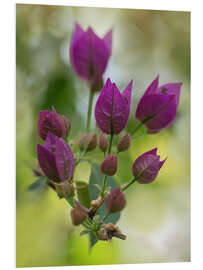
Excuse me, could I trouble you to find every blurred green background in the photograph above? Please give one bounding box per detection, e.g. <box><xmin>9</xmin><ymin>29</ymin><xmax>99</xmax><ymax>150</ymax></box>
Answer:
<box><xmin>16</xmin><ymin>4</ymin><xmax>190</xmax><ymax>267</ymax></box>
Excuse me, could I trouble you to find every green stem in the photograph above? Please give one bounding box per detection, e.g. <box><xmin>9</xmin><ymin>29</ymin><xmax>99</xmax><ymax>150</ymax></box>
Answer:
<box><xmin>100</xmin><ymin>133</ymin><xmax>114</xmax><ymax>198</ymax></box>
<box><xmin>108</xmin><ymin>133</ymin><xmax>114</xmax><ymax>154</ymax></box>
<box><xmin>86</xmin><ymin>91</ymin><xmax>94</xmax><ymax>133</ymax></box>
<box><xmin>122</xmin><ymin>175</ymin><xmax>141</xmax><ymax>192</ymax></box>
<box><xmin>131</xmin><ymin>122</ymin><xmax>144</xmax><ymax>136</ymax></box>
<box><xmin>102</xmin><ymin>212</ymin><xmax>110</xmax><ymax>223</ymax></box>
<box><xmin>100</xmin><ymin>175</ymin><xmax>107</xmax><ymax>198</ymax></box>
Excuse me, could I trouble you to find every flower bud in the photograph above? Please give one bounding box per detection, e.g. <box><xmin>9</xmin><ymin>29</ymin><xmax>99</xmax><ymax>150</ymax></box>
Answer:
<box><xmin>100</xmin><ymin>153</ymin><xmax>118</xmax><ymax>176</ymax></box>
<box><xmin>105</xmin><ymin>188</ymin><xmax>126</xmax><ymax>213</ymax></box>
<box><xmin>132</xmin><ymin>148</ymin><xmax>167</xmax><ymax>184</ymax></box>
<box><xmin>58</xmin><ymin>115</ymin><xmax>71</xmax><ymax>138</ymax></box>
<box><xmin>78</xmin><ymin>134</ymin><xmax>89</xmax><ymax>151</ymax></box>
<box><xmin>99</xmin><ymin>133</ymin><xmax>108</xmax><ymax>152</ymax></box>
<box><xmin>117</xmin><ymin>134</ymin><xmax>131</xmax><ymax>153</ymax></box>
<box><xmin>78</xmin><ymin>133</ymin><xmax>97</xmax><ymax>152</ymax></box>
<box><xmin>37</xmin><ymin>106</ymin><xmax>71</xmax><ymax>140</ymax></box>
<box><xmin>86</xmin><ymin>133</ymin><xmax>97</xmax><ymax>151</ymax></box>
<box><xmin>70</xmin><ymin>202</ymin><xmax>88</xmax><ymax>226</ymax></box>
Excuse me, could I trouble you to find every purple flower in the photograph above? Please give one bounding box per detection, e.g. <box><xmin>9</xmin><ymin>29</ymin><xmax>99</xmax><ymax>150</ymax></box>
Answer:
<box><xmin>132</xmin><ymin>148</ymin><xmax>166</xmax><ymax>184</ymax></box>
<box><xmin>70</xmin><ymin>22</ymin><xmax>112</xmax><ymax>91</ymax></box>
<box><xmin>37</xmin><ymin>106</ymin><xmax>71</xmax><ymax>140</ymax></box>
<box><xmin>135</xmin><ymin>76</ymin><xmax>182</xmax><ymax>133</ymax></box>
<box><xmin>95</xmin><ymin>78</ymin><xmax>133</xmax><ymax>135</ymax></box>
<box><xmin>105</xmin><ymin>188</ymin><xmax>126</xmax><ymax>213</ymax></box>
<box><xmin>37</xmin><ymin>132</ymin><xmax>75</xmax><ymax>182</ymax></box>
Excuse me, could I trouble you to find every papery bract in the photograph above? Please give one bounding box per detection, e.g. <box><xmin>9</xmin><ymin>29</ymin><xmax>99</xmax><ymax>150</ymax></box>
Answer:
<box><xmin>135</xmin><ymin>76</ymin><xmax>182</xmax><ymax>133</ymax></box>
<box><xmin>37</xmin><ymin>106</ymin><xmax>71</xmax><ymax>140</ymax></box>
<box><xmin>132</xmin><ymin>148</ymin><xmax>166</xmax><ymax>184</ymax></box>
<box><xmin>95</xmin><ymin>78</ymin><xmax>133</xmax><ymax>135</ymax></box>
<box><xmin>105</xmin><ymin>188</ymin><xmax>126</xmax><ymax>213</ymax></box>
<box><xmin>37</xmin><ymin>132</ymin><xmax>75</xmax><ymax>183</ymax></box>
<box><xmin>70</xmin><ymin>22</ymin><xmax>112</xmax><ymax>91</ymax></box>
<box><xmin>70</xmin><ymin>202</ymin><xmax>88</xmax><ymax>226</ymax></box>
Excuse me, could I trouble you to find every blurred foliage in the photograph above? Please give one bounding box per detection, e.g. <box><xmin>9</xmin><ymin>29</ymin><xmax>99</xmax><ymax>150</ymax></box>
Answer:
<box><xmin>16</xmin><ymin>4</ymin><xmax>190</xmax><ymax>267</ymax></box>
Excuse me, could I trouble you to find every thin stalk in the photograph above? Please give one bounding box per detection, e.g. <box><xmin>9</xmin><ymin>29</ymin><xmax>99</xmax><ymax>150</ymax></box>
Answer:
<box><xmin>122</xmin><ymin>175</ymin><xmax>141</xmax><ymax>192</ymax></box>
<box><xmin>86</xmin><ymin>91</ymin><xmax>94</xmax><ymax>133</ymax></box>
<box><xmin>131</xmin><ymin>122</ymin><xmax>144</xmax><ymax>136</ymax></box>
<box><xmin>100</xmin><ymin>133</ymin><xmax>114</xmax><ymax>198</ymax></box>
<box><xmin>102</xmin><ymin>212</ymin><xmax>110</xmax><ymax>223</ymax></box>
<box><xmin>100</xmin><ymin>175</ymin><xmax>107</xmax><ymax>198</ymax></box>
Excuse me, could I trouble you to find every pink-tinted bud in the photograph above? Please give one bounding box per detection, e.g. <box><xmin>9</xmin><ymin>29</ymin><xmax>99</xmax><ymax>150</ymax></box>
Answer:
<box><xmin>86</xmin><ymin>133</ymin><xmax>97</xmax><ymax>151</ymax></box>
<box><xmin>105</xmin><ymin>188</ymin><xmax>126</xmax><ymax>213</ymax></box>
<box><xmin>99</xmin><ymin>133</ymin><xmax>108</xmax><ymax>152</ymax></box>
<box><xmin>58</xmin><ymin>115</ymin><xmax>71</xmax><ymax>138</ymax></box>
<box><xmin>70</xmin><ymin>202</ymin><xmax>88</xmax><ymax>226</ymax></box>
<box><xmin>100</xmin><ymin>153</ymin><xmax>118</xmax><ymax>176</ymax></box>
<box><xmin>37</xmin><ymin>106</ymin><xmax>71</xmax><ymax>140</ymax></box>
<box><xmin>78</xmin><ymin>133</ymin><xmax>97</xmax><ymax>152</ymax></box>
<box><xmin>132</xmin><ymin>148</ymin><xmax>167</xmax><ymax>184</ymax></box>
<box><xmin>117</xmin><ymin>133</ymin><xmax>131</xmax><ymax>153</ymax></box>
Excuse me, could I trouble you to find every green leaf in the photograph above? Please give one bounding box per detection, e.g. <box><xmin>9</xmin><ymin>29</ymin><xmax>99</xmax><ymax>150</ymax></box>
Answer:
<box><xmin>76</xmin><ymin>181</ymin><xmax>91</xmax><ymax>208</ymax></box>
<box><xmin>88</xmin><ymin>164</ymin><xmax>120</xmax><ymax>225</ymax></box>
<box><xmin>88</xmin><ymin>231</ymin><xmax>98</xmax><ymax>252</ymax></box>
<box><xmin>28</xmin><ymin>177</ymin><xmax>47</xmax><ymax>193</ymax></box>
<box><xmin>80</xmin><ymin>229</ymin><xmax>91</xmax><ymax>236</ymax></box>
<box><xmin>93</xmin><ymin>215</ymin><xmax>100</xmax><ymax>224</ymax></box>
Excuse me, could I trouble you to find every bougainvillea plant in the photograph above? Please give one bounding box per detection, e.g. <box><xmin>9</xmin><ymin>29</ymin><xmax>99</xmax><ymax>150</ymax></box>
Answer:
<box><xmin>29</xmin><ymin>22</ymin><xmax>182</xmax><ymax>251</ymax></box>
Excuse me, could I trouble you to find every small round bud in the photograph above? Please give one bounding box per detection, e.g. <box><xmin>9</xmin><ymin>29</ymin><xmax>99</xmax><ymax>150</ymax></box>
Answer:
<box><xmin>58</xmin><ymin>115</ymin><xmax>71</xmax><ymax>138</ymax></box>
<box><xmin>99</xmin><ymin>133</ymin><xmax>108</xmax><ymax>152</ymax></box>
<box><xmin>117</xmin><ymin>134</ymin><xmax>131</xmax><ymax>153</ymax></box>
<box><xmin>86</xmin><ymin>133</ymin><xmax>97</xmax><ymax>152</ymax></box>
<box><xmin>78</xmin><ymin>133</ymin><xmax>97</xmax><ymax>152</ymax></box>
<box><xmin>100</xmin><ymin>153</ymin><xmax>118</xmax><ymax>176</ymax></box>
<box><xmin>70</xmin><ymin>202</ymin><xmax>88</xmax><ymax>226</ymax></box>
<box><xmin>105</xmin><ymin>188</ymin><xmax>126</xmax><ymax>213</ymax></box>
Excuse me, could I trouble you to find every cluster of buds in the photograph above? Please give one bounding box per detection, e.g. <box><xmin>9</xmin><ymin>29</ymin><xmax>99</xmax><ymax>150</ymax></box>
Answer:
<box><xmin>31</xmin><ymin>22</ymin><xmax>182</xmax><ymax>250</ymax></box>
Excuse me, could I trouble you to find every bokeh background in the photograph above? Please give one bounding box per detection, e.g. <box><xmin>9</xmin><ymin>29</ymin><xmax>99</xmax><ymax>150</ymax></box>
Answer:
<box><xmin>16</xmin><ymin>4</ymin><xmax>190</xmax><ymax>267</ymax></box>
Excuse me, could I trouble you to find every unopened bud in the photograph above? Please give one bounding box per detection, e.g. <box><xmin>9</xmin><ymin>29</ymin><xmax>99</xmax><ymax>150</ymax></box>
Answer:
<box><xmin>100</xmin><ymin>153</ymin><xmax>118</xmax><ymax>176</ymax></box>
<box><xmin>86</xmin><ymin>133</ymin><xmax>97</xmax><ymax>152</ymax></box>
<box><xmin>58</xmin><ymin>115</ymin><xmax>71</xmax><ymax>138</ymax></box>
<box><xmin>105</xmin><ymin>188</ymin><xmax>126</xmax><ymax>213</ymax></box>
<box><xmin>70</xmin><ymin>202</ymin><xmax>88</xmax><ymax>226</ymax></box>
<box><xmin>117</xmin><ymin>134</ymin><xmax>131</xmax><ymax>153</ymax></box>
<box><xmin>78</xmin><ymin>133</ymin><xmax>97</xmax><ymax>152</ymax></box>
<box><xmin>99</xmin><ymin>133</ymin><xmax>108</xmax><ymax>152</ymax></box>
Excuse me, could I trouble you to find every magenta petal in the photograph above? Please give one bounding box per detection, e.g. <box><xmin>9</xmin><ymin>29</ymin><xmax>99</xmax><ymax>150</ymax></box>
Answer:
<box><xmin>132</xmin><ymin>154</ymin><xmax>160</xmax><ymax>184</ymax></box>
<box><xmin>95</xmin><ymin>78</ymin><xmax>129</xmax><ymax>135</ymax></box>
<box><xmin>159</xmin><ymin>158</ymin><xmax>167</xmax><ymax>169</ymax></box>
<box><xmin>144</xmin><ymin>75</ymin><xmax>159</xmax><ymax>96</ymax></box>
<box><xmin>157</xmin><ymin>82</ymin><xmax>182</xmax><ymax>105</ymax></box>
<box><xmin>103</xmin><ymin>29</ymin><xmax>112</xmax><ymax>58</ymax></box>
<box><xmin>136</xmin><ymin>93</ymin><xmax>177</xmax><ymax>132</ymax></box>
<box><xmin>55</xmin><ymin>138</ymin><xmax>75</xmax><ymax>181</ymax></box>
<box><xmin>37</xmin><ymin>144</ymin><xmax>59</xmax><ymax>182</ymax></box>
<box><xmin>70</xmin><ymin>23</ymin><xmax>112</xmax><ymax>82</ymax></box>
<box><xmin>122</xmin><ymin>80</ymin><xmax>133</xmax><ymax>117</ymax></box>
<box><xmin>44</xmin><ymin>132</ymin><xmax>57</xmax><ymax>152</ymax></box>
<box><xmin>141</xmin><ymin>148</ymin><xmax>158</xmax><ymax>157</ymax></box>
